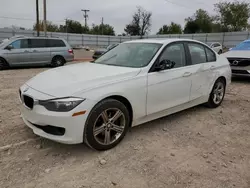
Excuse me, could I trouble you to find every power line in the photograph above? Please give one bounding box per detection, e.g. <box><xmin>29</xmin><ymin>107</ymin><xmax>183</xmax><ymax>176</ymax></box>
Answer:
<box><xmin>0</xmin><ymin>16</ymin><xmax>65</xmax><ymax>23</ymax></box>
<box><xmin>164</xmin><ymin>0</ymin><xmax>194</xmax><ymax>10</ymax></box>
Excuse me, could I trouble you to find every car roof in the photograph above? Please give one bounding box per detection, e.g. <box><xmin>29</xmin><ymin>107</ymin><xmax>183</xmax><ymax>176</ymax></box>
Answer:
<box><xmin>124</xmin><ymin>38</ymin><xmax>207</xmax><ymax>45</ymax></box>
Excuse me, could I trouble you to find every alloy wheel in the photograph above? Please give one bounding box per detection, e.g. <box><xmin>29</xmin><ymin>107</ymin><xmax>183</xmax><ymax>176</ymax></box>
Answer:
<box><xmin>93</xmin><ymin>108</ymin><xmax>126</xmax><ymax>145</ymax></box>
<box><xmin>212</xmin><ymin>81</ymin><xmax>225</xmax><ymax>104</ymax></box>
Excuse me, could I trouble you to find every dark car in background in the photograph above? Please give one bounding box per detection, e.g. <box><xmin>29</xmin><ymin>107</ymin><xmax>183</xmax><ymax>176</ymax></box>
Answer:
<box><xmin>92</xmin><ymin>43</ymin><xmax>119</xmax><ymax>60</ymax></box>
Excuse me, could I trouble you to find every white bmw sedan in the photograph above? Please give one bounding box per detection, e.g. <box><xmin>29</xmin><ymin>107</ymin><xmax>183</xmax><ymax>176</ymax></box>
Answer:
<box><xmin>19</xmin><ymin>39</ymin><xmax>231</xmax><ymax>150</ymax></box>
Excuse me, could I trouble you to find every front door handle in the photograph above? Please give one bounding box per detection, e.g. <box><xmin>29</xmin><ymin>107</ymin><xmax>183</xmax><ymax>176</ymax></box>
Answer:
<box><xmin>183</xmin><ymin>72</ymin><xmax>192</xmax><ymax>77</ymax></box>
<box><xmin>210</xmin><ymin>66</ymin><xmax>215</xmax><ymax>70</ymax></box>
<box><xmin>33</xmin><ymin>50</ymin><xmax>38</xmax><ymax>52</ymax></box>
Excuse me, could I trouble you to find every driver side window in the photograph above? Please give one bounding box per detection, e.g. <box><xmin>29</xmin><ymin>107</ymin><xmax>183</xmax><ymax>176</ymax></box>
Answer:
<box><xmin>159</xmin><ymin>43</ymin><xmax>186</xmax><ymax>69</ymax></box>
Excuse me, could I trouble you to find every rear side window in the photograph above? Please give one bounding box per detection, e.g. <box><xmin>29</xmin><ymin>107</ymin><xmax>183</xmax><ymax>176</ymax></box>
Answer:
<box><xmin>188</xmin><ymin>43</ymin><xmax>207</xmax><ymax>65</ymax></box>
<box><xmin>49</xmin><ymin>39</ymin><xmax>66</xmax><ymax>47</ymax></box>
<box><xmin>30</xmin><ymin>39</ymin><xmax>47</xmax><ymax>48</ymax></box>
<box><xmin>205</xmin><ymin>47</ymin><xmax>216</xmax><ymax>62</ymax></box>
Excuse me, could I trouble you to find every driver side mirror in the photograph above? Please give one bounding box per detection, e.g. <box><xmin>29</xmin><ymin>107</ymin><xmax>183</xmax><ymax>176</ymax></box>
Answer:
<box><xmin>155</xmin><ymin>59</ymin><xmax>175</xmax><ymax>71</ymax></box>
<box><xmin>5</xmin><ymin>45</ymin><xmax>13</xmax><ymax>50</ymax></box>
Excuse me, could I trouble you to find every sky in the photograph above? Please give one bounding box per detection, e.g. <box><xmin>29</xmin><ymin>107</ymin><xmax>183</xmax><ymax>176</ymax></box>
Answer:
<box><xmin>0</xmin><ymin>0</ymin><xmax>236</xmax><ymax>34</ymax></box>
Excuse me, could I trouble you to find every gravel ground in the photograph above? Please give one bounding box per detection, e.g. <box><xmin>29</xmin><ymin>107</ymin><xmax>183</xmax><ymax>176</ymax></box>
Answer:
<box><xmin>0</xmin><ymin>62</ymin><xmax>250</xmax><ymax>188</ymax></box>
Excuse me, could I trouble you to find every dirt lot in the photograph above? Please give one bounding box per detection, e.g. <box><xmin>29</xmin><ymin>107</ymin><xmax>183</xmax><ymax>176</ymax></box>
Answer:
<box><xmin>0</xmin><ymin>61</ymin><xmax>250</xmax><ymax>188</ymax></box>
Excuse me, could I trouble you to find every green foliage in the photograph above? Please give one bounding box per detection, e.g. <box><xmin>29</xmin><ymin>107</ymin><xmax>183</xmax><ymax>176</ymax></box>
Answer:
<box><xmin>157</xmin><ymin>22</ymin><xmax>182</xmax><ymax>34</ymax></box>
<box><xmin>184</xmin><ymin>9</ymin><xmax>213</xmax><ymax>34</ymax></box>
<box><xmin>124</xmin><ymin>6</ymin><xmax>152</xmax><ymax>37</ymax></box>
<box><xmin>215</xmin><ymin>1</ymin><xmax>250</xmax><ymax>31</ymax></box>
<box><xmin>90</xmin><ymin>24</ymin><xmax>115</xmax><ymax>35</ymax></box>
<box><xmin>33</xmin><ymin>20</ymin><xmax>59</xmax><ymax>32</ymax></box>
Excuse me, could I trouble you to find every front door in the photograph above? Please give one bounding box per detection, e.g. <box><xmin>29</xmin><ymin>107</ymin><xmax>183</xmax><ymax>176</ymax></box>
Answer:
<box><xmin>5</xmin><ymin>39</ymin><xmax>31</xmax><ymax>65</ymax></box>
<box><xmin>147</xmin><ymin>42</ymin><xmax>192</xmax><ymax>115</ymax></box>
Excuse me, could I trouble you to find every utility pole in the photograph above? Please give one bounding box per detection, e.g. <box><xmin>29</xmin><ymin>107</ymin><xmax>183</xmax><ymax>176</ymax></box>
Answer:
<box><xmin>101</xmin><ymin>17</ymin><xmax>104</xmax><ymax>35</ymax></box>
<box><xmin>81</xmin><ymin>9</ymin><xmax>90</xmax><ymax>27</ymax></box>
<box><xmin>36</xmin><ymin>0</ymin><xmax>40</xmax><ymax>36</ymax></box>
<box><xmin>43</xmin><ymin>0</ymin><xmax>47</xmax><ymax>36</ymax></box>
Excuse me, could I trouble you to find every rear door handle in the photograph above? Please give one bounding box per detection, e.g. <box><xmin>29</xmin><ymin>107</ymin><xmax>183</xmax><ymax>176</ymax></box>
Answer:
<box><xmin>32</xmin><ymin>50</ymin><xmax>38</xmax><ymax>52</ymax></box>
<box><xmin>210</xmin><ymin>66</ymin><xmax>215</xmax><ymax>70</ymax></box>
<box><xmin>24</xmin><ymin>50</ymin><xmax>29</xmax><ymax>53</ymax></box>
<box><xmin>183</xmin><ymin>72</ymin><xmax>192</xmax><ymax>77</ymax></box>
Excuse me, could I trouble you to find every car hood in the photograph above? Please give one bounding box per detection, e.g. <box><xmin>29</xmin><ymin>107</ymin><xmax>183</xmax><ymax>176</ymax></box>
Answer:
<box><xmin>25</xmin><ymin>62</ymin><xmax>141</xmax><ymax>97</ymax></box>
<box><xmin>223</xmin><ymin>50</ymin><xmax>250</xmax><ymax>58</ymax></box>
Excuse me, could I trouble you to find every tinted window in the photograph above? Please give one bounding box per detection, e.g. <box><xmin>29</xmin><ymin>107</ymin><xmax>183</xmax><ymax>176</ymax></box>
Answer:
<box><xmin>205</xmin><ymin>47</ymin><xmax>216</xmax><ymax>62</ymax></box>
<box><xmin>10</xmin><ymin>39</ymin><xmax>28</xmax><ymax>49</ymax></box>
<box><xmin>213</xmin><ymin>43</ymin><xmax>221</xmax><ymax>47</ymax></box>
<box><xmin>188</xmin><ymin>43</ymin><xmax>206</xmax><ymax>65</ymax></box>
<box><xmin>159</xmin><ymin>43</ymin><xmax>186</xmax><ymax>68</ymax></box>
<box><xmin>30</xmin><ymin>39</ymin><xmax>47</xmax><ymax>48</ymax></box>
<box><xmin>49</xmin><ymin>39</ymin><xmax>66</xmax><ymax>47</ymax></box>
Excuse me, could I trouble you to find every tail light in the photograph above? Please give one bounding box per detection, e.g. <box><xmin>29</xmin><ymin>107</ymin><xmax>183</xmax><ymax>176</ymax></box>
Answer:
<box><xmin>68</xmin><ymin>49</ymin><xmax>74</xmax><ymax>54</ymax></box>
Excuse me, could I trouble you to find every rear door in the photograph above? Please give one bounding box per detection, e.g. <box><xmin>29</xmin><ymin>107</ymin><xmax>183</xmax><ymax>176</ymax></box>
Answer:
<box><xmin>29</xmin><ymin>39</ymin><xmax>51</xmax><ymax>64</ymax></box>
<box><xmin>5</xmin><ymin>39</ymin><xmax>31</xmax><ymax>65</ymax></box>
<box><xmin>186</xmin><ymin>42</ymin><xmax>217</xmax><ymax>100</ymax></box>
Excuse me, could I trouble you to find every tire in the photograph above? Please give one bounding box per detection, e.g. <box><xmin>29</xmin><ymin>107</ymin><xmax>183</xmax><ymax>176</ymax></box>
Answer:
<box><xmin>218</xmin><ymin>50</ymin><xmax>222</xmax><ymax>54</ymax></box>
<box><xmin>84</xmin><ymin>99</ymin><xmax>130</xmax><ymax>151</ymax></box>
<box><xmin>206</xmin><ymin>78</ymin><xmax>226</xmax><ymax>108</ymax></box>
<box><xmin>51</xmin><ymin>56</ymin><xmax>65</xmax><ymax>67</ymax></box>
<box><xmin>0</xmin><ymin>58</ymin><xmax>9</xmax><ymax>70</ymax></box>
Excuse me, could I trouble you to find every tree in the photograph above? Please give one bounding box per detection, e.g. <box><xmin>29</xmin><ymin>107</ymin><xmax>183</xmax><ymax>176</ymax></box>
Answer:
<box><xmin>33</xmin><ymin>20</ymin><xmax>59</xmax><ymax>32</ymax></box>
<box><xmin>64</xmin><ymin>19</ymin><xmax>83</xmax><ymax>34</ymax></box>
<box><xmin>184</xmin><ymin>9</ymin><xmax>213</xmax><ymax>33</ymax></box>
<box><xmin>90</xmin><ymin>24</ymin><xmax>115</xmax><ymax>35</ymax></box>
<box><xmin>124</xmin><ymin>6</ymin><xmax>152</xmax><ymax>37</ymax></box>
<box><xmin>157</xmin><ymin>22</ymin><xmax>182</xmax><ymax>34</ymax></box>
<box><xmin>215</xmin><ymin>1</ymin><xmax>250</xmax><ymax>31</ymax></box>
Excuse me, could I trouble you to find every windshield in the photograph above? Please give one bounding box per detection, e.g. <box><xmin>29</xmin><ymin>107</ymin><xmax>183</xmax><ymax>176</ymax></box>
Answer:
<box><xmin>232</xmin><ymin>41</ymin><xmax>250</xmax><ymax>50</ymax></box>
<box><xmin>94</xmin><ymin>42</ymin><xmax>162</xmax><ymax>68</ymax></box>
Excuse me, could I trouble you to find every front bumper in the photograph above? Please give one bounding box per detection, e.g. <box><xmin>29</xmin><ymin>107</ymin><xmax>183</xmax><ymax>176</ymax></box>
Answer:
<box><xmin>19</xmin><ymin>85</ymin><xmax>94</xmax><ymax>144</ymax></box>
<box><xmin>231</xmin><ymin>66</ymin><xmax>250</xmax><ymax>77</ymax></box>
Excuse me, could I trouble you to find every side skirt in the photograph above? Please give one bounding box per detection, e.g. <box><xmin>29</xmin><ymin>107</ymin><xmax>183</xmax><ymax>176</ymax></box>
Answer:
<box><xmin>132</xmin><ymin>95</ymin><xmax>209</xmax><ymax>127</ymax></box>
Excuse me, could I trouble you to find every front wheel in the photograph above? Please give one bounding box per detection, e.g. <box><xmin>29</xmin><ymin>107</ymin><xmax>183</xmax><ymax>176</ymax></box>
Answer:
<box><xmin>84</xmin><ymin>99</ymin><xmax>130</xmax><ymax>150</ymax></box>
<box><xmin>206</xmin><ymin>78</ymin><xmax>226</xmax><ymax>108</ymax></box>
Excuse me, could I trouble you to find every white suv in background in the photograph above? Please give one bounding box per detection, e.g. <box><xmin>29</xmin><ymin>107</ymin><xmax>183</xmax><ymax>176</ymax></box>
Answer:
<box><xmin>208</xmin><ymin>42</ymin><xmax>223</xmax><ymax>54</ymax></box>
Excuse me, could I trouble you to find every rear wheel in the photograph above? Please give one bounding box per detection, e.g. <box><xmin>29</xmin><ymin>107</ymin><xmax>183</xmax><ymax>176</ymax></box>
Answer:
<box><xmin>84</xmin><ymin>99</ymin><xmax>130</xmax><ymax>151</ymax></box>
<box><xmin>51</xmin><ymin>56</ymin><xmax>65</xmax><ymax>67</ymax></box>
<box><xmin>0</xmin><ymin>58</ymin><xmax>9</xmax><ymax>70</ymax></box>
<box><xmin>206</xmin><ymin>78</ymin><xmax>226</xmax><ymax>108</ymax></box>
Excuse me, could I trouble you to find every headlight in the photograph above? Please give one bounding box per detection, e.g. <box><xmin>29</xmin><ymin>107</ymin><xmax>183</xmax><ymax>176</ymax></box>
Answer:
<box><xmin>39</xmin><ymin>97</ymin><xmax>85</xmax><ymax>112</ymax></box>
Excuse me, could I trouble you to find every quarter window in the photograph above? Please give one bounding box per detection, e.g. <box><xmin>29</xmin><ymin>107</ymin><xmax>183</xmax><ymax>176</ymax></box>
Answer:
<box><xmin>159</xmin><ymin>43</ymin><xmax>186</xmax><ymax>68</ymax></box>
<box><xmin>205</xmin><ymin>47</ymin><xmax>216</xmax><ymax>62</ymax></box>
<box><xmin>188</xmin><ymin>43</ymin><xmax>207</xmax><ymax>65</ymax></box>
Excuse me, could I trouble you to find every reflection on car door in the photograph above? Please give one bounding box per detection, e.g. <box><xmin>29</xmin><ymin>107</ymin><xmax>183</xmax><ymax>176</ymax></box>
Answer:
<box><xmin>5</xmin><ymin>39</ymin><xmax>31</xmax><ymax>65</ymax></box>
<box><xmin>29</xmin><ymin>39</ymin><xmax>51</xmax><ymax>64</ymax></box>
<box><xmin>147</xmin><ymin>42</ymin><xmax>192</xmax><ymax>115</ymax></box>
<box><xmin>187</xmin><ymin>42</ymin><xmax>217</xmax><ymax>100</ymax></box>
